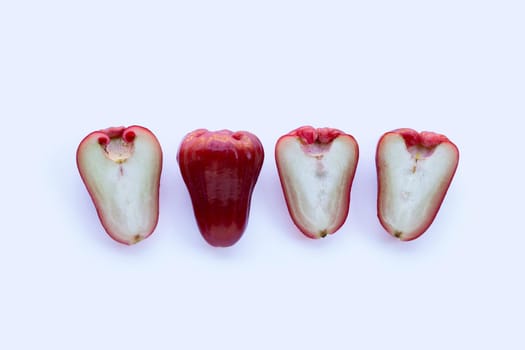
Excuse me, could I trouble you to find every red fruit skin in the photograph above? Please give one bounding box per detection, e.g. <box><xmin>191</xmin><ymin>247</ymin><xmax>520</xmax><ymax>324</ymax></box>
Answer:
<box><xmin>275</xmin><ymin>126</ymin><xmax>359</xmax><ymax>239</ymax></box>
<box><xmin>376</xmin><ymin>128</ymin><xmax>459</xmax><ymax>241</ymax></box>
<box><xmin>76</xmin><ymin>125</ymin><xmax>162</xmax><ymax>245</ymax></box>
<box><xmin>177</xmin><ymin>129</ymin><xmax>264</xmax><ymax>247</ymax></box>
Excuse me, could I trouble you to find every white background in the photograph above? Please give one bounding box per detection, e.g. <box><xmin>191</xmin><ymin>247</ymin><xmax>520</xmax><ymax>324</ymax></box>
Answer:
<box><xmin>1</xmin><ymin>0</ymin><xmax>524</xmax><ymax>349</ymax></box>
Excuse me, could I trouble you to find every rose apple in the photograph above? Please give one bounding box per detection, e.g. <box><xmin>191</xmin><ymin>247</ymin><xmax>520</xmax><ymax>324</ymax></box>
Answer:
<box><xmin>376</xmin><ymin>128</ymin><xmax>459</xmax><ymax>241</ymax></box>
<box><xmin>77</xmin><ymin>125</ymin><xmax>162</xmax><ymax>245</ymax></box>
<box><xmin>177</xmin><ymin>129</ymin><xmax>264</xmax><ymax>247</ymax></box>
<box><xmin>275</xmin><ymin>126</ymin><xmax>359</xmax><ymax>238</ymax></box>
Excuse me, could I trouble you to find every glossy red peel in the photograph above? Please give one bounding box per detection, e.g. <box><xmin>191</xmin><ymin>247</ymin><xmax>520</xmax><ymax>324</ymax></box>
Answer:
<box><xmin>376</xmin><ymin>128</ymin><xmax>459</xmax><ymax>241</ymax></box>
<box><xmin>76</xmin><ymin>125</ymin><xmax>162</xmax><ymax>245</ymax></box>
<box><xmin>275</xmin><ymin>126</ymin><xmax>359</xmax><ymax>239</ymax></box>
<box><xmin>177</xmin><ymin>129</ymin><xmax>264</xmax><ymax>247</ymax></box>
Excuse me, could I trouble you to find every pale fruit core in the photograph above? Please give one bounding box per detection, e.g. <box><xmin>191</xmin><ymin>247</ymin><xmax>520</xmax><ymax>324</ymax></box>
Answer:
<box><xmin>102</xmin><ymin>138</ymin><xmax>134</xmax><ymax>163</ymax></box>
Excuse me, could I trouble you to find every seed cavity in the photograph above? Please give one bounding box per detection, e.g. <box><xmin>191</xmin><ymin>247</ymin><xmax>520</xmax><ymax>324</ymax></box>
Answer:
<box><xmin>102</xmin><ymin>137</ymin><xmax>134</xmax><ymax>163</ymax></box>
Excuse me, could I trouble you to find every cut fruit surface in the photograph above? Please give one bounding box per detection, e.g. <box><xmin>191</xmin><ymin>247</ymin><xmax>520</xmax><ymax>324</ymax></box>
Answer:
<box><xmin>275</xmin><ymin>126</ymin><xmax>359</xmax><ymax>238</ymax></box>
<box><xmin>376</xmin><ymin>128</ymin><xmax>459</xmax><ymax>241</ymax></box>
<box><xmin>77</xmin><ymin>126</ymin><xmax>162</xmax><ymax>245</ymax></box>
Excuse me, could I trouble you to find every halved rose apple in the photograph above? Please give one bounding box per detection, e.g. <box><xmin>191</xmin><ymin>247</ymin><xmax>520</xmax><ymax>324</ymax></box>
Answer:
<box><xmin>376</xmin><ymin>128</ymin><xmax>459</xmax><ymax>241</ymax></box>
<box><xmin>76</xmin><ymin>125</ymin><xmax>162</xmax><ymax>245</ymax></box>
<box><xmin>275</xmin><ymin>126</ymin><xmax>359</xmax><ymax>239</ymax></box>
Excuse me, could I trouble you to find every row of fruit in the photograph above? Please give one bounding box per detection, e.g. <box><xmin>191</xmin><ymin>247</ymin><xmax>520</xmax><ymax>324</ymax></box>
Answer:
<box><xmin>76</xmin><ymin>126</ymin><xmax>459</xmax><ymax>247</ymax></box>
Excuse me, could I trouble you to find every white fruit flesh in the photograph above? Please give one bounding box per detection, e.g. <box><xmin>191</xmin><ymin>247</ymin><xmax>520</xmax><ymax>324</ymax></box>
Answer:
<box><xmin>378</xmin><ymin>134</ymin><xmax>458</xmax><ymax>240</ymax></box>
<box><xmin>77</xmin><ymin>129</ymin><xmax>161</xmax><ymax>244</ymax></box>
<box><xmin>277</xmin><ymin>136</ymin><xmax>358</xmax><ymax>237</ymax></box>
